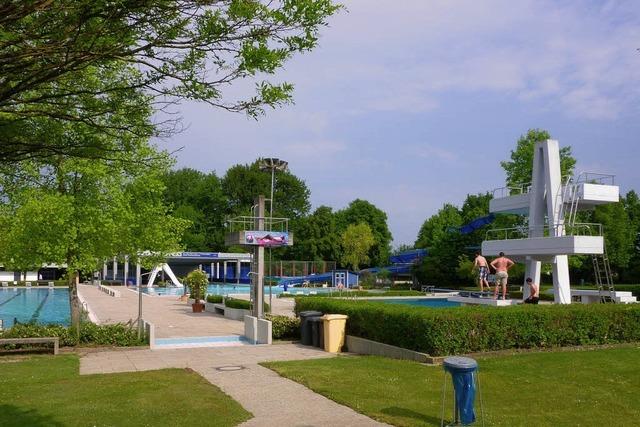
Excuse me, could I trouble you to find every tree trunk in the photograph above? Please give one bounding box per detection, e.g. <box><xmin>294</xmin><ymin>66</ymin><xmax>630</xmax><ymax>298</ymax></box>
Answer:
<box><xmin>68</xmin><ymin>271</ymin><xmax>81</xmax><ymax>330</ymax></box>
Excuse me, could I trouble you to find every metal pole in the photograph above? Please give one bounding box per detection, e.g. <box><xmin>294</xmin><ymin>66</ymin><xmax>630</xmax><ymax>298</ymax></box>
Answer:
<box><xmin>270</xmin><ymin>168</ymin><xmax>275</xmax><ymax>218</ymax></box>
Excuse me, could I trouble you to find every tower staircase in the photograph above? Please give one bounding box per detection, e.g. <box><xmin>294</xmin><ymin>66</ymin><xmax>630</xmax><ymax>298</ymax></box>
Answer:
<box><xmin>560</xmin><ymin>175</ymin><xmax>615</xmax><ymax>303</ymax></box>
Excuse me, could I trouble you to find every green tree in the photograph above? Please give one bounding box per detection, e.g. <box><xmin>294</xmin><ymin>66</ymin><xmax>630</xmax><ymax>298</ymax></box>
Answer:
<box><xmin>0</xmin><ymin>1</ymin><xmax>341</xmax><ymax>162</ymax></box>
<box><xmin>289</xmin><ymin>206</ymin><xmax>339</xmax><ymax>261</ymax></box>
<box><xmin>222</xmin><ymin>161</ymin><xmax>311</xmax><ymax>220</ymax></box>
<box><xmin>0</xmin><ymin>142</ymin><xmax>187</xmax><ymax>327</ymax></box>
<box><xmin>340</xmin><ymin>223</ymin><xmax>375</xmax><ymax>271</ymax></box>
<box><xmin>335</xmin><ymin>199</ymin><xmax>392</xmax><ymax>267</ymax></box>
<box><xmin>500</xmin><ymin>129</ymin><xmax>576</xmax><ymax>186</ymax></box>
<box><xmin>622</xmin><ymin>191</ymin><xmax>640</xmax><ymax>282</ymax></box>
<box><xmin>414</xmin><ymin>204</ymin><xmax>462</xmax><ymax>249</ymax></box>
<box><xmin>162</xmin><ymin>168</ymin><xmax>227</xmax><ymax>251</ymax></box>
<box><xmin>592</xmin><ymin>200</ymin><xmax>635</xmax><ymax>275</ymax></box>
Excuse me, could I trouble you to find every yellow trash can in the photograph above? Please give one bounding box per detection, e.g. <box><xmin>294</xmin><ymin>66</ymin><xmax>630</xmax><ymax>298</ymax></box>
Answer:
<box><xmin>322</xmin><ymin>314</ymin><xmax>348</xmax><ymax>353</ymax></box>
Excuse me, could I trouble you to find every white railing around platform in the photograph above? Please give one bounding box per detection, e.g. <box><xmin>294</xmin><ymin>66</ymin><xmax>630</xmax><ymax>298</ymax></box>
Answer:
<box><xmin>491</xmin><ymin>182</ymin><xmax>532</xmax><ymax>198</ymax></box>
<box><xmin>485</xmin><ymin>222</ymin><xmax>603</xmax><ymax>241</ymax></box>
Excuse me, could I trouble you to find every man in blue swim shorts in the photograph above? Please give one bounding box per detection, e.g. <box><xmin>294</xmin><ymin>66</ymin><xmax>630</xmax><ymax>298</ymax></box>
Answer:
<box><xmin>473</xmin><ymin>252</ymin><xmax>490</xmax><ymax>292</ymax></box>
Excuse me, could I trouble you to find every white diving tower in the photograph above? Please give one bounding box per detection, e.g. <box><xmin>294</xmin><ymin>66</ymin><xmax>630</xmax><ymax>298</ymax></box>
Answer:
<box><xmin>482</xmin><ymin>140</ymin><xmax>621</xmax><ymax>304</ymax></box>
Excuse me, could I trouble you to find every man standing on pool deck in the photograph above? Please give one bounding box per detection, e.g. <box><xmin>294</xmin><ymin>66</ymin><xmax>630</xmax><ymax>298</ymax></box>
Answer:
<box><xmin>490</xmin><ymin>252</ymin><xmax>515</xmax><ymax>300</ymax></box>
<box><xmin>472</xmin><ymin>252</ymin><xmax>490</xmax><ymax>292</ymax></box>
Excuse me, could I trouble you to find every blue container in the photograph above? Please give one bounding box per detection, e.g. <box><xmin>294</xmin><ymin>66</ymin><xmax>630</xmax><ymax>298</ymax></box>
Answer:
<box><xmin>443</xmin><ymin>356</ymin><xmax>478</xmax><ymax>425</ymax></box>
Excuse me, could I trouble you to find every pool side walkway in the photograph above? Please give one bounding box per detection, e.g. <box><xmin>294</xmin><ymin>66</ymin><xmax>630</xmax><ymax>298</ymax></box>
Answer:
<box><xmin>77</xmin><ymin>284</ymin><xmax>244</xmax><ymax>338</ymax></box>
<box><xmin>80</xmin><ymin>345</ymin><xmax>389</xmax><ymax>427</ymax></box>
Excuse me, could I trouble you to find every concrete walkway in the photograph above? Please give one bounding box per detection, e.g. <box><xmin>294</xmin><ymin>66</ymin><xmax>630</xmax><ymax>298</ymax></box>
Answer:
<box><xmin>78</xmin><ymin>284</ymin><xmax>244</xmax><ymax>338</ymax></box>
<box><xmin>80</xmin><ymin>345</ymin><xmax>388</xmax><ymax>427</ymax></box>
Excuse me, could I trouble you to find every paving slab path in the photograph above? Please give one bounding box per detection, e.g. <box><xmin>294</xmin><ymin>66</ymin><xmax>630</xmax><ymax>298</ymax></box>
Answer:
<box><xmin>78</xmin><ymin>284</ymin><xmax>244</xmax><ymax>338</ymax></box>
<box><xmin>80</xmin><ymin>345</ymin><xmax>389</xmax><ymax>427</ymax></box>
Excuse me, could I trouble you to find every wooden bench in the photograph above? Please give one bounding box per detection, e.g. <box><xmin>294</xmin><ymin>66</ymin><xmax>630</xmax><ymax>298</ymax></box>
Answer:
<box><xmin>0</xmin><ymin>337</ymin><xmax>59</xmax><ymax>355</ymax></box>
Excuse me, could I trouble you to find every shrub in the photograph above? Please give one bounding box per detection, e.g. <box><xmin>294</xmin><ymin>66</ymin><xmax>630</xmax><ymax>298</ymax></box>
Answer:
<box><xmin>295</xmin><ymin>297</ymin><xmax>640</xmax><ymax>356</ymax></box>
<box><xmin>225</xmin><ymin>297</ymin><xmax>270</xmax><ymax>312</ymax></box>
<box><xmin>183</xmin><ymin>270</ymin><xmax>208</xmax><ymax>302</ymax></box>
<box><xmin>206</xmin><ymin>294</ymin><xmax>223</xmax><ymax>304</ymax></box>
<box><xmin>0</xmin><ymin>322</ymin><xmax>144</xmax><ymax>347</ymax></box>
<box><xmin>266</xmin><ymin>315</ymin><xmax>300</xmax><ymax>340</ymax></box>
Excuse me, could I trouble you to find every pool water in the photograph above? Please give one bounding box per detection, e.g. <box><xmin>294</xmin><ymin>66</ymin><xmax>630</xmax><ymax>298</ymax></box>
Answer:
<box><xmin>0</xmin><ymin>288</ymin><xmax>70</xmax><ymax>328</ymax></box>
<box><xmin>133</xmin><ymin>283</ymin><xmax>336</xmax><ymax>296</ymax></box>
<box><xmin>378</xmin><ymin>298</ymin><xmax>460</xmax><ymax>308</ymax></box>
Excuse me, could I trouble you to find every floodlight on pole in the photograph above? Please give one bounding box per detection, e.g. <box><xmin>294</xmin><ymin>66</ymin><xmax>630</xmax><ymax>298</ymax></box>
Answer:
<box><xmin>258</xmin><ymin>157</ymin><xmax>288</xmax><ymax>219</ymax></box>
<box><xmin>258</xmin><ymin>157</ymin><xmax>288</xmax><ymax>312</ymax></box>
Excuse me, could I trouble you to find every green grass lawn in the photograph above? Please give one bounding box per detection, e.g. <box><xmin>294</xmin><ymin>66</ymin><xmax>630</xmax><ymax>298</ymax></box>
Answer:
<box><xmin>0</xmin><ymin>355</ymin><xmax>251</xmax><ymax>427</ymax></box>
<box><xmin>264</xmin><ymin>346</ymin><xmax>640</xmax><ymax>427</ymax></box>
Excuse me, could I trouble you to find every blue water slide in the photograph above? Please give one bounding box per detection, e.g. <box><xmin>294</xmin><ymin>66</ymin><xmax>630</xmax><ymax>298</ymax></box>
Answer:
<box><xmin>458</xmin><ymin>214</ymin><xmax>495</xmax><ymax>235</ymax></box>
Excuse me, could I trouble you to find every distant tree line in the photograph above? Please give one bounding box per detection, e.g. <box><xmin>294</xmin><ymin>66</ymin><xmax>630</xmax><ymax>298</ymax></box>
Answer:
<box><xmin>162</xmin><ymin>160</ymin><xmax>393</xmax><ymax>269</ymax></box>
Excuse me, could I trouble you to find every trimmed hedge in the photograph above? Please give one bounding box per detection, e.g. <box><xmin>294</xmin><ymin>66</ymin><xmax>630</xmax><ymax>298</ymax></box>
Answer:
<box><xmin>266</xmin><ymin>315</ymin><xmax>300</xmax><ymax>340</ymax></box>
<box><xmin>295</xmin><ymin>298</ymin><xmax>640</xmax><ymax>356</ymax></box>
<box><xmin>224</xmin><ymin>297</ymin><xmax>270</xmax><ymax>312</ymax></box>
<box><xmin>0</xmin><ymin>322</ymin><xmax>145</xmax><ymax>347</ymax></box>
<box><xmin>278</xmin><ymin>290</ymin><xmax>424</xmax><ymax>298</ymax></box>
<box><xmin>206</xmin><ymin>295</ymin><xmax>223</xmax><ymax>304</ymax></box>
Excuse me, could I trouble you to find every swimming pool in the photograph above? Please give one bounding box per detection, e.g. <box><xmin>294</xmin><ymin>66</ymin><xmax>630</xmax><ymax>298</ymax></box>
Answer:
<box><xmin>378</xmin><ymin>298</ymin><xmax>460</xmax><ymax>308</ymax></box>
<box><xmin>0</xmin><ymin>288</ymin><xmax>70</xmax><ymax>328</ymax></box>
<box><xmin>132</xmin><ymin>283</ymin><xmax>336</xmax><ymax>296</ymax></box>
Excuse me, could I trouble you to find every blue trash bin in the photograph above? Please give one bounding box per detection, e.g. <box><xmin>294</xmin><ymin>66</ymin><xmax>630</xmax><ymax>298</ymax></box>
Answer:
<box><xmin>443</xmin><ymin>356</ymin><xmax>478</xmax><ymax>425</ymax></box>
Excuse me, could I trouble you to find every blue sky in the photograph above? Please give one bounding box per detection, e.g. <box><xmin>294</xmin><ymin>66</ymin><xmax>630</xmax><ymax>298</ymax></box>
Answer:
<box><xmin>157</xmin><ymin>0</ymin><xmax>640</xmax><ymax>246</ymax></box>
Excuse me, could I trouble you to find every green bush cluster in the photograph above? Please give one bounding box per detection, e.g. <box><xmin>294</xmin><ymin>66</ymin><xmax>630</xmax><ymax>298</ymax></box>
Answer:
<box><xmin>1</xmin><ymin>322</ymin><xmax>145</xmax><ymax>347</ymax></box>
<box><xmin>206</xmin><ymin>294</ymin><xmax>223</xmax><ymax>304</ymax></box>
<box><xmin>224</xmin><ymin>297</ymin><xmax>270</xmax><ymax>312</ymax></box>
<box><xmin>266</xmin><ymin>315</ymin><xmax>300</xmax><ymax>340</ymax></box>
<box><xmin>295</xmin><ymin>298</ymin><xmax>640</xmax><ymax>356</ymax></box>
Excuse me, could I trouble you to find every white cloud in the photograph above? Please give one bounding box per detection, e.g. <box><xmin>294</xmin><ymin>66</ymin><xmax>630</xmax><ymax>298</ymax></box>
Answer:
<box><xmin>298</xmin><ymin>0</ymin><xmax>640</xmax><ymax>120</ymax></box>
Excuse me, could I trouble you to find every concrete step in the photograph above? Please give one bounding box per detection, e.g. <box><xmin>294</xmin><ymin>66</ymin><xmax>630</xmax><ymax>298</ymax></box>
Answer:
<box><xmin>153</xmin><ymin>335</ymin><xmax>250</xmax><ymax>350</ymax></box>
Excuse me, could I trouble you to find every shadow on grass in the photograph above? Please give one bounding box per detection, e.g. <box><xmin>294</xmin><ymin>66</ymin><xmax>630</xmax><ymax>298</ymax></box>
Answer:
<box><xmin>0</xmin><ymin>405</ymin><xmax>63</xmax><ymax>427</ymax></box>
<box><xmin>381</xmin><ymin>406</ymin><xmax>442</xmax><ymax>426</ymax></box>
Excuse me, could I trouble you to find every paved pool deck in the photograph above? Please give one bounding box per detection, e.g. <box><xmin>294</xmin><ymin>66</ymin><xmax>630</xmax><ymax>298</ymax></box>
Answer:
<box><xmin>78</xmin><ymin>284</ymin><xmax>245</xmax><ymax>338</ymax></box>
<box><xmin>79</xmin><ymin>345</ymin><xmax>388</xmax><ymax>427</ymax></box>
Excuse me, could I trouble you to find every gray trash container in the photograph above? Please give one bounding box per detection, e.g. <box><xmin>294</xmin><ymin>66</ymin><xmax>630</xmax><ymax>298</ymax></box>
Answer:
<box><xmin>299</xmin><ymin>310</ymin><xmax>323</xmax><ymax>345</ymax></box>
<box><xmin>309</xmin><ymin>316</ymin><xmax>324</xmax><ymax>348</ymax></box>
<box><xmin>443</xmin><ymin>356</ymin><xmax>478</xmax><ymax>425</ymax></box>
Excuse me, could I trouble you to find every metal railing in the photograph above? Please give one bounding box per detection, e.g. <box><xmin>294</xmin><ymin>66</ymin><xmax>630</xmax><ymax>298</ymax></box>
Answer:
<box><xmin>491</xmin><ymin>172</ymin><xmax>615</xmax><ymax>200</ymax></box>
<box><xmin>572</xmin><ymin>172</ymin><xmax>615</xmax><ymax>186</ymax></box>
<box><xmin>485</xmin><ymin>222</ymin><xmax>603</xmax><ymax>241</ymax></box>
<box><xmin>491</xmin><ymin>182</ymin><xmax>532</xmax><ymax>198</ymax></box>
<box><xmin>225</xmin><ymin>216</ymin><xmax>289</xmax><ymax>233</ymax></box>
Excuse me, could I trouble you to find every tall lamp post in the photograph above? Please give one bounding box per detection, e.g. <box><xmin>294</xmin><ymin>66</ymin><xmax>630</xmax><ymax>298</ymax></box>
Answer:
<box><xmin>258</xmin><ymin>157</ymin><xmax>288</xmax><ymax>310</ymax></box>
<box><xmin>136</xmin><ymin>271</ymin><xmax>154</xmax><ymax>339</ymax></box>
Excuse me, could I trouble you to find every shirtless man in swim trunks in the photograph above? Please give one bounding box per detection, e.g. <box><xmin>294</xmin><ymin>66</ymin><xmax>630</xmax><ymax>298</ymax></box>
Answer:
<box><xmin>472</xmin><ymin>252</ymin><xmax>490</xmax><ymax>292</ymax></box>
<box><xmin>490</xmin><ymin>252</ymin><xmax>515</xmax><ymax>300</ymax></box>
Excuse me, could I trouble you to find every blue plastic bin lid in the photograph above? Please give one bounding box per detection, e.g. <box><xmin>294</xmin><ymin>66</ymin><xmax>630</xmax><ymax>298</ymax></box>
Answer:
<box><xmin>443</xmin><ymin>356</ymin><xmax>478</xmax><ymax>373</ymax></box>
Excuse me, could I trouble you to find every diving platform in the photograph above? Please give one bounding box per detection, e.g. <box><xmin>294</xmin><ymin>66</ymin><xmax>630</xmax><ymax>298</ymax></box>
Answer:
<box><xmin>571</xmin><ymin>289</ymin><xmax>637</xmax><ymax>304</ymax></box>
<box><xmin>482</xmin><ymin>140</ymin><xmax>621</xmax><ymax>304</ymax></box>
<box><xmin>447</xmin><ymin>295</ymin><xmax>519</xmax><ymax>306</ymax></box>
<box><xmin>490</xmin><ymin>181</ymin><xmax>619</xmax><ymax>215</ymax></box>
<box><xmin>482</xmin><ymin>235</ymin><xmax>603</xmax><ymax>257</ymax></box>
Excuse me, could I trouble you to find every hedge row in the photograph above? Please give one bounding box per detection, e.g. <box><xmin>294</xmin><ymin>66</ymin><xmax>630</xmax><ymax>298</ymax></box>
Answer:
<box><xmin>278</xmin><ymin>290</ymin><xmax>424</xmax><ymax>298</ymax></box>
<box><xmin>295</xmin><ymin>298</ymin><xmax>640</xmax><ymax>356</ymax></box>
<box><xmin>206</xmin><ymin>295</ymin><xmax>223</xmax><ymax>304</ymax></box>
<box><xmin>1</xmin><ymin>323</ymin><xmax>145</xmax><ymax>347</ymax></box>
<box><xmin>224</xmin><ymin>297</ymin><xmax>270</xmax><ymax>312</ymax></box>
